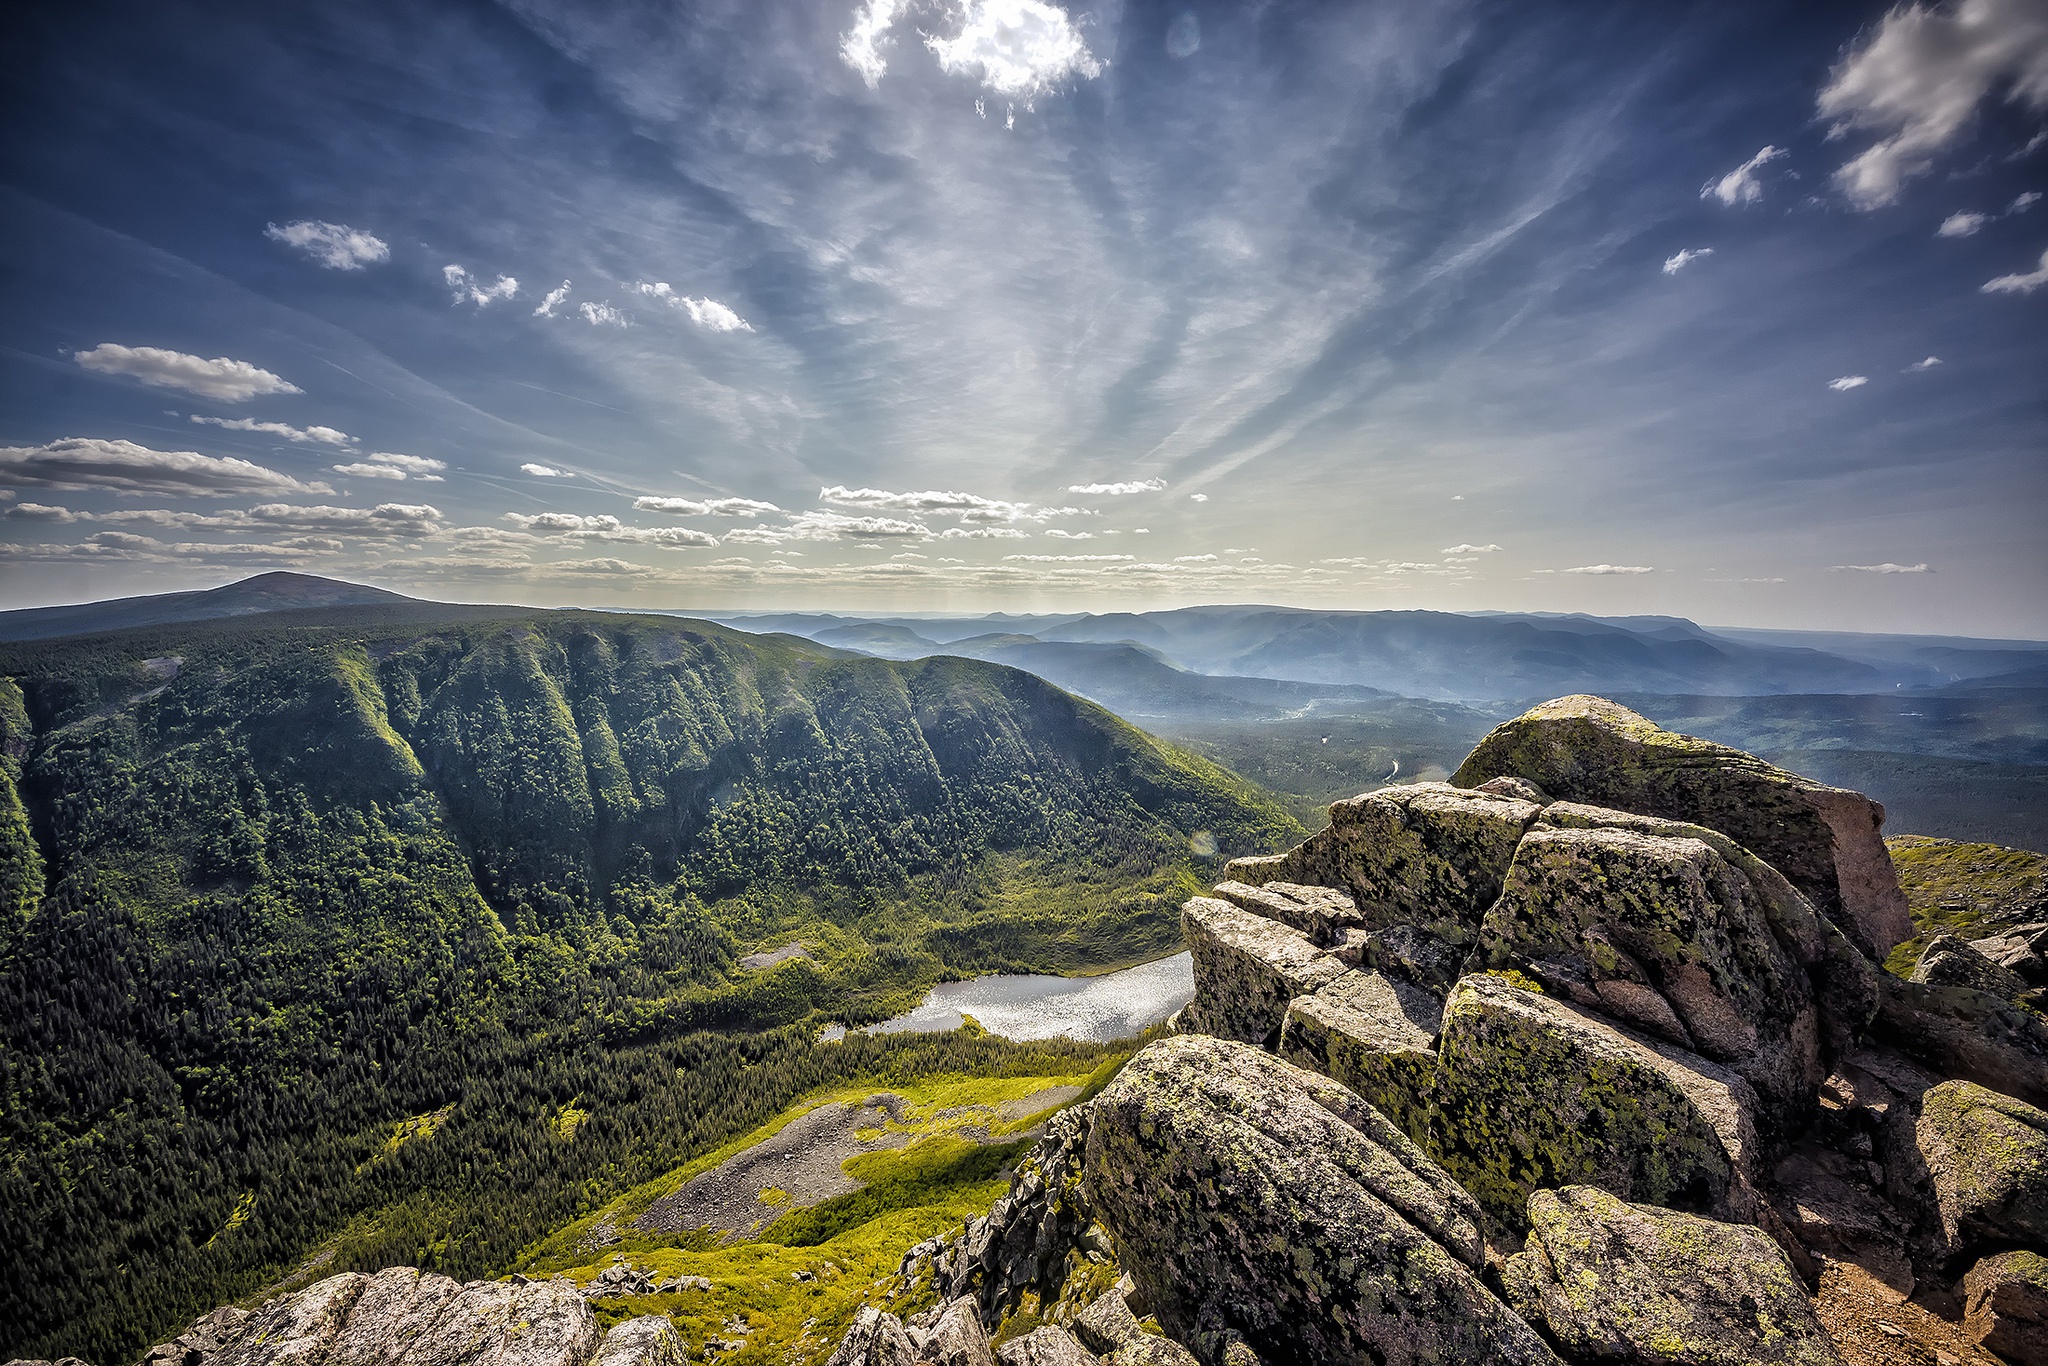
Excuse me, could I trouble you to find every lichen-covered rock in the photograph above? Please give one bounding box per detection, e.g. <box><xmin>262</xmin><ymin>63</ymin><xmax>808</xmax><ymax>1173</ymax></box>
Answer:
<box><xmin>135</xmin><ymin>1306</ymin><xmax>251</xmax><ymax>1366</ymax></box>
<box><xmin>994</xmin><ymin>1328</ymin><xmax>1099</xmax><ymax>1366</ymax></box>
<box><xmin>1914</xmin><ymin>1079</ymin><xmax>2048</xmax><ymax>1251</ymax></box>
<box><xmin>1178</xmin><ymin>898</ymin><xmax>1345</xmax><ymax>1047</ymax></box>
<box><xmin>1872</xmin><ymin>974</ymin><xmax>2048</xmax><ymax>1108</ymax></box>
<box><xmin>1500</xmin><ymin>1186</ymin><xmax>1842</xmax><ymax>1366</ymax></box>
<box><xmin>1973</xmin><ymin>922</ymin><xmax>2048</xmax><ymax>987</ymax></box>
<box><xmin>1084</xmin><ymin>1034</ymin><xmax>1559</xmax><ymax>1366</ymax></box>
<box><xmin>1224</xmin><ymin>783</ymin><xmax>1542</xmax><ymax>950</ymax></box>
<box><xmin>1208</xmin><ymin>881</ymin><xmax>1360</xmax><ymax>945</ymax></box>
<box><xmin>925</xmin><ymin>1299</ymin><xmax>996</xmax><ymax>1366</ymax></box>
<box><xmin>1073</xmin><ymin>1286</ymin><xmax>1144</xmax><ymax>1357</ymax></box>
<box><xmin>1335</xmin><ymin>922</ymin><xmax>1464</xmax><ymax>995</ymax></box>
<box><xmin>1964</xmin><ymin>1250</ymin><xmax>2048</xmax><ymax>1366</ymax></box>
<box><xmin>590</xmin><ymin>1318</ymin><xmax>689</xmax><ymax>1366</ymax></box>
<box><xmin>826</xmin><ymin>1308</ymin><xmax>919</xmax><ymax>1366</ymax></box>
<box><xmin>1477</xmin><ymin>820</ymin><xmax>1823</xmax><ymax>1126</ymax></box>
<box><xmin>1453</xmin><ymin>695</ymin><xmax>1913</xmax><ymax>958</ymax></box>
<box><xmin>1104</xmin><ymin>1340</ymin><xmax>1197</xmax><ymax>1366</ymax></box>
<box><xmin>1278</xmin><ymin>970</ymin><xmax>1439</xmax><ymax>1144</ymax></box>
<box><xmin>1429</xmin><ymin>973</ymin><xmax>1758</xmax><ymax>1234</ymax></box>
<box><xmin>1911</xmin><ymin>931</ymin><xmax>2031</xmax><ymax>1001</ymax></box>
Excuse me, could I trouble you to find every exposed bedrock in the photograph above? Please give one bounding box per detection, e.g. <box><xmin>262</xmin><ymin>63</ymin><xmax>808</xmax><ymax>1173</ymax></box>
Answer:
<box><xmin>1452</xmin><ymin>695</ymin><xmax>1912</xmax><ymax>959</ymax></box>
<box><xmin>1177</xmin><ymin>897</ymin><xmax>1345</xmax><ymax>1047</ymax></box>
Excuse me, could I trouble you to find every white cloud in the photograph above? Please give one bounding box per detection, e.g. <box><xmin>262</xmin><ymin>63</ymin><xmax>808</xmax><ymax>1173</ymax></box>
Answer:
<box><xmin>786</xmin><ymin>510</ymin><xmax>931</xmax><ymax>540</ymax></box>
<box><xmin>1044</xmin><ymin>528</ymin><xmax>1094</xmax><ymax>539</ymax></box>
<box><xmin>1561</xmin><ymin>564</ymin><xmax>1655</xmax><ymax>575</ymax></box>
<box><xmin>1820</xmin><ymin>0</ymin><xmax>2048</xmax><ymax>209</ymax></box>
<box><xmin>333</xmin><ymin>451</ymin><xmax>446</xmax><ymax>482</ymax></box>
<box><xmin>4</xmin><ymin>502</ymin><xmax>75</xmax><ymax>522</ymax></box>
<box><xmin>1833</xmin><ymin>561</ymin><xmax>1932</xmax><ymax>573</ymax></box>
<box><xmin>521</xmin><ymin>463</ymin><xmax>569</xmax><ymax>477</ymax></box>
<box><xmin>1002</xmin><ymin>553</ymin><xmax>1135</xmax><ymax>562</ymax></box>
<box><xmin>938</xmin><ymin>526</ymin><xmax>1028</xmax><ymax>539</ymax></box>
<box><xmin>1906</xmin><ymin>355</ymin><xmax>1944</xmax><ymax>371</ymax></box>
<box><xmin>443</xmin><ymin>265</ymin><xmax>519</xmax><ymax>306</ymax></box>
<box><xmin>1938</xmin><ymin>211</ymin><xmax>1989</xmax><ymax>236</ymax></box>
<box><xmin>820</xmin><ymin>484</ymin><xmax>1036</xmax><ymax>522</ymax></box>
<box><xmin>534</xmin><ymin>282</ymin><xmax>572</xmax><ymax>318</ymax></box>
<box><xmin>632</xmin><ymin>283</ymin><xmax>753</xmax><ymax>332</ymax></box>
<box><xmin>0</xmin><ymin>437</ymin><xmax>331</xmax><ymax>497</ymax></box>
<box><xmin>1982</xmin><ymin>246</ymin><xmax>2048</xmax><ymax>292</ymax></box>
<box><xmin>190</xmin><ymin>415</ymin><xmax>356</xmax><ymax>446</ymax></box>
<box><xmin>2014</xmin><ymin>190</ymin><xmax>2044</xmax><ymax>211</ymax></box>
<box><xmin>264</xmin><ymin>220</ymin><xmax>389</xmax><ymax>270</ymax></box>
<box><xmin>925</xmin><ymin>0</ymin><xmax>1103</xmax><ymax>97</ymax></box>
<box><xmin>1662</xmin><ymin>248</ymin><xmax>1714</xmax><ymax>274</ymax></box>
<box><xmin>1173</xmin><ymin>553</ymin><xmax>1217</xmax><ymax>562</ymax></box>
<box><xmin>841</xmin><ymin>0</ymin><xmax>907</xmax><ymax>85</ymax></box>
<box><xmin>1067</xmin><ymin>478</ymin><xmax>1166</xmax><ymax>494</ymax></box>
<box><xmin>634</xmin><ymin>495</ymin><xmax>782</xmax><ymax>517</ymax></box>
<box><xmin>579</xmin><ymin>301</ymin><xmax>629</xmax><ymax>327</ymax></box>
<box><xmin>247</xmin><ymin>502</ymin><xmax>444</xmax><ymax>537</ymax></box>
<box><xmin>1701</xmin><ymin>146</ymin><xmax>1786</xmax><ymax>206</ymax></box>
<box><xmin>506</xmin><ymin>512</ymin><xmax>618</xmax><ymax>532</ymax></box>
<box><xmin>1828</xmin><ymin>375</ymin><xmax>1870</xmax><ymax>390</ymax></box>
<box><xmin>1189</xmin><ymin>493</ymin><xmax>1209</xmax><ymax>502</ymax></box>
<box><xmin>74</xmin><ymin>344</ymin><xmax>302</xmax><ymax>402</ymax></box>
<box><xmin>501</xmin><ymin>510</ymin><xmax>714</xmax><ymax>548</ymax></box>
<box><xmin>1441</xmin><ymin>543</ymin><xmax>1503</xmax><ymax>553</ymax></box>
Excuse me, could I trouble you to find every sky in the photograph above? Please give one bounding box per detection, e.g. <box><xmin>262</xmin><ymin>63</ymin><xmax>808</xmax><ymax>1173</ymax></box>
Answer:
<box><xmin>1</xmin><ymin>0</ymin><xmax>2044</xmax><ymax>635</ymax></box>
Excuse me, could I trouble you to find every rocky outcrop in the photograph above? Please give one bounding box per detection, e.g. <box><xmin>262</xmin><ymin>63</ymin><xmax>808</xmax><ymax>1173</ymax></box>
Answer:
<box><xmin>1429</xmin><ymin>973</ymin><xmax>1758</xmax><ymax>1233</ymax></box>
<box><xmin>1915</xmin><ymin>1079</ymin><xmax>2048</xmax><ymax>1252</ymax></box>
<box><xmin>1964</xmin><ymin>1251</ymin><xmax>2048</xmax><ymax>1366</ymax></box>
<box><xmin>1912</xmin><ymin>931</ymin><xmax>2033</xmax><ymax>1000</ymax></box>
<box><xmin>923</xmin><ymin>1300</ymin><xmax>997</xmax><ymax>1366</ymax></box>
<box><xmin>1207</xmin><ymin>880</ymin><xmax>1360</xmax><ymax>944</ymax></box>
<box><xmin>1452</xmin><ymin>696</ymin><xmax>1912</xmax><ymax>959</ymax></box>
<box><xmin>1872</xmin><ymin>973</ymin><xmax>2048</xmax><ymax>1109</ymax></box>
<box><xmin>1277</xmin><ymin>968</ymin><xmax>1439</xmax><ymax>1144</ymax></box>
<box><xmin>1177</xmin><ymin>898</ymin><xmax>1345</xmax><ymax>1047</ymax></box>
<box><xmin>1501</xmin><ymin>1186</ymin><xmax>1842</xmax><ymax>1365</ymax></box>
<box><xmin>1084</xmin><ymin>1034</ymin><xmax>1558</xmax><ymax>1366</ymax></box>
<box><xmin>825</xmin><ymin>1308</ymin><xmax>918</xmax><ymax>1366</ymax></box>
<box><xmin>993</xmin><ymin>1329</ymin><xmax>1097</xmax><ymax>1366</ymax></box>
<box><xmin>588</xmin><ymin>1320</ymin><xmax>687</xmax><ymax>1366</ymax></box>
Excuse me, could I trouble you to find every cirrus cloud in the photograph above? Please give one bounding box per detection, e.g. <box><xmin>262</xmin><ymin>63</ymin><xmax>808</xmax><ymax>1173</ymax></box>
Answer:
<box><xmin>1982</xmin><ymin>246</ymin><xmax>2048</xmax><ymax>293</ymax></box>
<box><xmin>264</xmin><ymin>220</ymin><xmax>389</xmax><ymax>269</ymax></box>
<box><xmin>1833</xmin><ymin>561</ymin><xmax>1932</xmax><ymax>573</ymax></box>
<box><xmin>1702</xmin><ymin>146</ymin><xmax>1786</xmax><ymax>206</ymax></box>
<box><xmin>1067</xmin><ymin>478</ymin><xmax>1166</xmax><ymax>495</ymax></box>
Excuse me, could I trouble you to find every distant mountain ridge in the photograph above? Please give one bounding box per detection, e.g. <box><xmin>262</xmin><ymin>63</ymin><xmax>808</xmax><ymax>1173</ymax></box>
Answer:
<box><xmin>0</xmin><ymin>571</ymin><xmax>413</xmax><ymax>642</ymax></box>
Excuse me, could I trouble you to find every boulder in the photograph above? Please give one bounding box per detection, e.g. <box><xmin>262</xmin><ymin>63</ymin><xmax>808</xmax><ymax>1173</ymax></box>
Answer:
<box><xmin>1207</xmin><ymin>881</ymin><xmax>1360</xmax><ymax>946</ymax></box>
<box><xmin>1332</xmin><ymin>922</ymin><xmax>1464</xmax><ymax>995</ymax></box>
<box><xmin>1910</xmin><ymin>931</ymin><xmax>2030</xmax><ymax>1001</ymax></box>
<box><xmin>135</xmin><ymin>1307</ymin><xmax>252</xmax><ymax>1366</ymax></box>
<box><xmin>1224</xmin><ymin>783</ymin><xmax>1542</xmax><ymax>950</ymax></box>
<box><xmin>1277</xmin><ymin>969</ymin><xmax>1439</xmax><ymax>1144</ymax></box>
<box><xmin>1178</xmin><ymin>898</ymin><xmax>1345</xmax><ymax>1047</ymax></box>
<box><xmin>1476</xmin><ymin>818</ymin><xmax>1823</xmax><ymax>1126</ymax></box>
<box><xmin>1914</xmin><ymin>1079</ymin><xmax>2048</xmax><ymax>1251</ymax></box>
<box><xmin>1104</xmin><ymin>1342</ymin><xmax>1197</xmax><ymax>1366</ymax></box>
<box><xmin>827</xmin><ymin>1308</ymin><xmax>918</xmax><ymax>1366</ymax></box>
<box><xmin>1964</xmin><ymin>1251</ymin><xmax>2048</xmax><ymax>1366</ymax></box>
<box><xmin>994</xmin><ymin>1329</ymin><xmax>1098</xmax><ymax>1366</ymax></box>
<box><xmin>1429</xmin><ymin>973</ymin><xmax>1758</xmax><ymax>1235</ymax></box>
<box><xmin>1084</xmin><ymin>1034</ymin><xmax>1559</xmax><ymax>1366</ymax></box>
<box><xmin>924</xmin><ymin>1299</ymin><xmax>995</xmax><ymax>1366</ymax></box>
<box><xmin>1072</xmin><ymin>1286</ymin><xmax>1144</xmax><ymax>1357</ymax></box>
<box><xmin>1972</xmin><ymin>921</ymin><xmax>2048</xmax><ymax>987</ymax></box>
<box><xmin>1872</xmin><ymin>975</ymin><xmax>2048</xmax><ymax>1108</ymax></box>
<box><xmin>590</xmin><ymin>1318</ymin><xmax>689</xmax><ymax>1366</ymax></box>
<box><xmin>1501</xmin><ymin>1186</ymin><xmax>1842</xmax><ymax>1366</ymax></box>
<box><xmin>1452</xmin><ymin>695</ymin><xmax>1913</xmax><ymax>959</ymax></box>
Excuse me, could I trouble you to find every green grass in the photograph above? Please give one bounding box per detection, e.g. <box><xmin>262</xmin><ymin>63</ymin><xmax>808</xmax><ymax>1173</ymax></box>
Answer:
<box><xmin>1884</xmin><ymin>834</ymin><xmax>2048</xmax><ymax>975</ymax></box>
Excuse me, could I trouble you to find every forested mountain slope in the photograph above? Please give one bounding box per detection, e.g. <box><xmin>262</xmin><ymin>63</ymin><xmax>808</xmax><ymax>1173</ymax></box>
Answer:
<box><xmin>0</xmin><ymin>606</ymin><xmax>1296</xmax><ymax>1362</ymax></box>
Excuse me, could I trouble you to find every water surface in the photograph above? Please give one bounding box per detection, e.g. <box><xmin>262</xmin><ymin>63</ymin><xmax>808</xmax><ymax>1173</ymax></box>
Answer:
<box><xmin>863</xmin><ymin>951</ymin><xmax>1194</xmax><ymax>1043</ymax></box>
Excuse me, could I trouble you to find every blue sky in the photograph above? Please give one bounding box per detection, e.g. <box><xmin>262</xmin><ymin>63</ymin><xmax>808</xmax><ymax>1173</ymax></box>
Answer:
<box><xmin>1</xmin><ymin>0</ymin><xmax>2043</xmax><ymax>634</ymax></box>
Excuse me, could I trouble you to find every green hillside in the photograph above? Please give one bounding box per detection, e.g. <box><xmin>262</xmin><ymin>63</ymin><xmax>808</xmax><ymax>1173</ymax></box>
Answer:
<box><xmin>0</xmin><ymin>606</ymin><xmax>1298</xmax><ymax>1362</ymax></box>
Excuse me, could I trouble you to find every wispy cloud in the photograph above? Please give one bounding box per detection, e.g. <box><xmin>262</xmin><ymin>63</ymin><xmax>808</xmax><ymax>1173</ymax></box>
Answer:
<box><xmin>819</xmin><ymin>485</ymin><xmax>1077</xmax><ymax>524</ymax></box>
<box><xmin>1002</xmin><ymin>552</ymin><xmax>1134</xmax><ymax>563</ymax></box>
<box><xmin>1982</xmin><ymin>246</ymin><xmax>2048</xmax><ymax>293</ymax></box>
<box><xmin>840</xmin><ymin>0</ymin><xmax>907</xmax><ymax>87</ymax></box>
<box><xmin>333</xmin><ymin>451</ymin><xmax>445</xmax><ymax>482</ymax></box>
<box><xmin>1819</xmin><ymin>0</ymin><xmax>2048</xmax><ymax>208</ymax></box>
<box><xmin>533</xmin><ymin>281</ymin><xmax>571</xmax><ymax>318</ymax></box>
<box><xmin>1701</xmin><ymin>146</ymin><xmax>1785</xmax><ymax>206</ymax></box>
<box><xmin>264</xmin><ymin>220</ymin><xmax>389</xmax><ymax>269</ymax></box>
<box><xmin>2014</xmin><ymin>190</ymin><xmax>2044</xmax><ymax>212</ymax></box>
<box><xmin>190</xmin><ymin>415</ymin><xmax>355</xmax><ymax>446</ymax></box>
<box><xmin>0</xmin><ymin>437</ymin><xmax>331</xmax><ymax>496</ymax></box>
<box><xmin>1067</xmin><ymin>478</ymin><xmax>1166</xmax><ymax>495</ymax></box>
<box><xmin>1833</xmin><ymin>561</ymin><xmax>1931</xmax><ymax>573</ymax></box>
<box><xmin>1938</xmin><ymin>211</ymin><xmax>1988</xmax><ymax>237</ymax></box>
<box><xmin>633</xmin><ymin>495</ymin><xmax>781</xmax><ymax>516</ymax></box>
<box><xmin>1560</xmin><ymin>564</ymin><xmax>1655</xmax><ymax>575</ymax></box>
<box><xmin>1828</xmin><ymin>375</ymin><xmax>1869</xmax><ymax>390</ymax></box>
<box><xmin>443</xmin><ymin>264</ymin><xmax>519</xmax><ymax>306</ymax></box>
<box><xmin>578</xmin><ymin>301</ymin><xmax>628</xmax><ymax>327</ymax></box>
<box><xmin>925</xmin><ymin>0</ymin><xmax>1103</xmax><ymax>97</ymax></box>
<box><xmin>633</xmin><ymin>283</ymin><xmax>752</xmax><ymax>332</ymax></box>
<box><xmin>521</xmin><ymin>462</ymin><xmax>569</xmax><ymax>477</ymax></box>
<box><xmin>1905</xmin><ymin>355</ymin><xmax>1944</xmax><ymax>371</ymax></box>
<box><xmin>1662</xmin><ymin>247</ymin><xmax>1714</xmax><ymax>274</ymax></box>
<box><xmin>1441</xmin><ymin>543</ymin><xmax>1503</xmax><ymax>554</ymax></box>
<box><xmin>74</xmin><ymin>344</ymin><xmax>301</xmax><ymax>402</ymax></box>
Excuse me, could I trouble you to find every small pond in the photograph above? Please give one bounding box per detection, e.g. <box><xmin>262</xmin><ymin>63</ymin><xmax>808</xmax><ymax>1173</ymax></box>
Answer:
<box><xmin>853</xmin><ymin>951</ymin><xmax>1195</xmax><ymax>1043</ymax></box>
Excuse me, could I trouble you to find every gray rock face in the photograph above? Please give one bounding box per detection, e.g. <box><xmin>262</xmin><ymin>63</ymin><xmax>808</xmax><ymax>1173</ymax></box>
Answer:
<box><xmin>1335</xmin><ymin>922</ymin><xmax>1464</xmax><ymax>995</ymax></box>
<box><xmin>1429</xmin><ymin>973</ymin><xmax>1758</xmax><ymax>1235</ymax></box>
<box><xmin>1103</xmin><ymin>1341</ymin><xmax>1196</xmax><ymax>1366</ymax></box>
<box><xmin>1501</xmin><ymin>1186</ymin><xmax>1843</xmax><ymax>1366</ymax></box>
<box><xmin>1477</xmin><ymin>819</ymin><xmax>1824</xmax><ymax>1127</ymax></box>
<box><xmin>825</xmin><ymin>1308</ymin><xmax>918</xmax><ymax>1366</ymax></box>
<box><xmin>1278</xmin><ymin>969</ymin><xmax>1440</xmax><ymax>1144</ymax></box>
<box><xmin>1084</xmin><ymin>1034</ymin><xmax>1559</xmax><ymax>1366</ymax></box>
<box><xmin>924</xmin><ymin>1300</ymin><xmax>995</xmax><ymax>1366</ymax></box>
<box><xmin>1972</xmin><ymin>921</ymin><xmax>2048</xmax><ymax>987</ymax></box>
<box><xmin>1072</xmin><ymin>1288</ymin><xmax>1143</xmax><ymax>1357</ymax></box>
<box><xmin>993</xmin><ymin>1328</ymin><xmax>1098</xmax><ymax>1366</ymax></box>
<box><xmin>1207</xmin><ymin>881</ymin><xmax>1359</xmax><ymax>945</ymax></box>
<box><xmin>1224</xmin><ymin>783</ymin><xmax>1542</xmax><ymax>950</ymax></box>
<box><xmin>588</xmin><ymin>1320</ymin><xmax>687</xmax><ymax>1366</ymax></box>
<box><xmin>135</xmin><ymin>1307</ymin><xmax>252</xmax><ymax>1366</ymax></box>
<box><xmin>1964</xmin><ymin>1251</ymin><xmax>2048</xmax><ymax>1366</ymax></box>
<box><xmin>1452</xmin><ymin>695</ymin><xmax>1913</xmax><ymax>959</ymax></box>
<box><xmin>1911</xmin><ymin>931</ymin><xmax>2031</xmax><ymax>1000</ymax></box>
<box><xmin>1872</xmin><ymin>974</ymin><xmax>2048</xmax><ymax>1108</ymax></box>
<box><xmin>1915</xmin><ymin>1079</ymin><xmax>2048</xmax><ymax>1251</ymax></box>
<box><xmin>1178</xmin><ymin>898</ymin><xmax>1345</xmax><ymax>1047</ymax></box>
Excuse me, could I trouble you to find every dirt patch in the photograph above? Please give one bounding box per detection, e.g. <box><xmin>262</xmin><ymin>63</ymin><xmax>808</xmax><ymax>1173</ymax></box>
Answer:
<box><xmin>1813</xmin><ymin>1257</ymin><xmax>1998</xmax><ymax>1366</ymax></box>
<box><xmin>999</xmin><ymin>1085</ymin><xmax>1082</xmax><ymax>1121</ymax></box>
<box><xmin>738</xmin><ymin>942</ymin><xmax>812</xmax><ymax>971</ymax></box>
<box><xmin>635</xmin><ymin>1094</ymin><xmax>910</xmax><ymax>1240</ymax></box>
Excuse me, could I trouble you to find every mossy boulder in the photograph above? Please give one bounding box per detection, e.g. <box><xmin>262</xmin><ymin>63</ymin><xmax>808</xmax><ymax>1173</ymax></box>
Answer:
<box><xmin>827</xmin><ymin>1308</ymin><xmax>919</xmax><ymax>1366</ymax></box>
<box><xmin>1083</xmin><ymin>1034</ymin><xmax>1558</xmax><ymax>1366</ymax></box>
<box><xmin>591</xmin><ymin>1319</ymin><xmax>690</xmax><ymax>1366</ymax></box>
<box><xmin>1872</xmin><ymin>974</ymin><xmax>2048</xmax><ymax>1108</ymax></box>
<box><xmin>1910</xmin><ymin>931</ymin><xmax>2031</xmax><ymax>1001</ymax></box>
<box><xmin>1453</xmin><ymin>695</ymin><xmax>1912</xmax><ymax>959</ymax></box>
<box><xmin>1500</xmin><ymin>1186</ymin><xmax>1842</xmax><ymax>1366</ymax></box>
<box><xmin>1963</xmin><ymin>1250</ymin><xmax>2048</xmax><ymax>1366</ymax></box>
<box><xmin>1224</xmin><ymin>782</ymin><xmax>1541</xmax><ymax>950</ymax></box>
<box><xmin>1279</xmin><ymin>969</ymin><xmax>1441</xmax><ymax>1145</ymax></box>
<box><xmin>1915</xmin><ymin>1079</ymin><xmax>2048</xmax><ymax>1252</ymax></box>
<box><xmin>1476</xmin><ymin>819</ymin><xmax>1822</xmax><ymax>1128</ymax></box>
<box><xmin>1429</xmin><ymin>974</ymin><xmax>1758</xmax><ymax>1235</ymax></box>
<box><xmin>1178</xmin><ymin>897</ymin><xmax>1346</xmax><ymax>1047</ymax></box>
<box><xmin>1208</xmin><ymin>879</ymin><xmax>1361</xmax><ymax>945</ymax></box>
